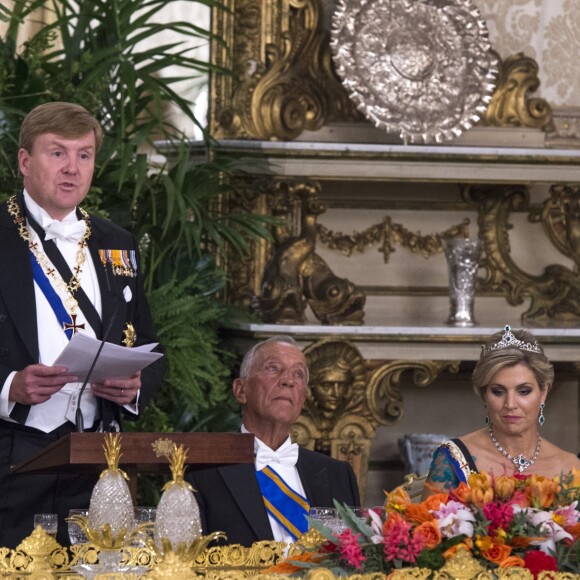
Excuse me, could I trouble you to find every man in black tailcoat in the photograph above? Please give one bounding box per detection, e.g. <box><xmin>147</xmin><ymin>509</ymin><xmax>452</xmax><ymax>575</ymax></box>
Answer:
<box><xmin>0</xmin><ymin>102</ymin><xmax>164</xmax><ymax>548</ymax></box>
<box><xmin>189</xmin><ymin>336</ymin><xmax>360</xmax><ymax>547</ymax></box>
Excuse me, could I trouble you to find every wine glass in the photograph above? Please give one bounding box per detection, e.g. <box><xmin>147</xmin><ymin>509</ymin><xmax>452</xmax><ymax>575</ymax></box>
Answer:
<box><xmin>68</xmin><ymin>509</ymin><xmax>89</xmax><ymax>545</ymax></box>
<box><xmin>34</xmin><ymin>513</ymin><xmax>58</xmax><ymax>538</ymax></box>
<box><xmin>309</xmin><ymin>507</ymin><xmax>346</xmax><ymax>534</ymax></box>
<box><xmin>133</xmin><ymin>506</ymin><xmax>156</xmax><ymax>545</ymax></box>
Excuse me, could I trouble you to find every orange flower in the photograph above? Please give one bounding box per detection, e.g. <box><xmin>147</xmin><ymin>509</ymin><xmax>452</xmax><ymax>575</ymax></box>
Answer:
<box><xmin>479</xmin><ymin>538</ymin><xmax>512</xmax><ymax>565</ymax></box>
<box><xmin>493</xmin><ymin>475</ymin><xmax>516</xmax><ymax>500</ymax></box>
<box><xmin>525</xmin><ymin>475</ymin><xmax>557</xmax><ymax>508</ymax></box>
<box><xmin>413</xmin><ymin>520</ymin><xmax>441</xmax><ymax>549</ymax></box>
<box><xmin>404</xmin><ymin>503</ymin><xmax>434</xmax><ymax>524</ymax></box>
<box><xmin>443</xmin><ymin>542</ymin><xmax>471</xmax><ymax>560</ymax></box>
<box><xmin>468</xmin><ymin>472</ymin><xmax>494</xmax><ymax>507</ymax></box>
<box><xmin>509</xmin><ymin>536</ymin><xmax>538</xmax><ymax>549</ymax></box>
<box><xmin>499</xmin><ymin>555</ymin><xmax>525</xmax><ymax>568</ymax></box>
<box><xmin>567</xmin><ymin>523</ymin><xmax>580</xmax><ymax>539</ymax></box>
<box><xmin>451</xmin><ymin>482</ymin><xmax>472</xmax><ymax>504</ymax></box>
<box><xmin>385</xmin><ymin>486</ymin><xmax>411</xmax><ymax>512</ymax></box>
<box><xmin>421</xmin><ymin>492</ymin><xmax>448</xmax><ymax>511</ymax></box>
<box><xmin>383</xmin><ymin>511</ymin><xmax>405</xmax><ymax>535</ymax></box>
<box><xmin>263</xmin><ymin>551</ymin><xmax>323</xmax><ymax>574</ymax></box>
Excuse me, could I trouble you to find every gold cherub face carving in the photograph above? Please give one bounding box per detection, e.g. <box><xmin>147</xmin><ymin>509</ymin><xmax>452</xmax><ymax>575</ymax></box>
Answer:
<box><xmin>304</xmin><ymin>340</ymin><xmax>366</xmax><ymax>429</ymax></box>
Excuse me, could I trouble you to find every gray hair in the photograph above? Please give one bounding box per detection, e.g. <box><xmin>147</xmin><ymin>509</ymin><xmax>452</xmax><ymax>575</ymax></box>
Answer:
<box><xmin>239</xmin><ymin>335</ymin><xmax>309</xmax><ymax>382</ymax></box>
<box><xmin>473</xmin><ymin>328</ymin><xmax>554</xmax><ymax>400</ymax></box>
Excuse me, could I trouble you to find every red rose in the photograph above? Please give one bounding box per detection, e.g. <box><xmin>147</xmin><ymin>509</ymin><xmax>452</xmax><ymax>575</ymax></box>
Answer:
<box><xmin>523</xmin><ymin>550</ymin><xmax>558</xmax><ymax>578</ymax></box>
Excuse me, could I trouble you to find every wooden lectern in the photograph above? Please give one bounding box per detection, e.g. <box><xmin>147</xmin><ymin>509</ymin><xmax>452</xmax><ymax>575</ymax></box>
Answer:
<box><xmin>12</xmin><ymin>432</ymin><xmax>254</xmax><ymax>501</ymax></box>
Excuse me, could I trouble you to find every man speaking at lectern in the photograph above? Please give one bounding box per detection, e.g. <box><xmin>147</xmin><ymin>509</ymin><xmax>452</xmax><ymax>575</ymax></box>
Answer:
<box><xmin>0</xmin><ymin>102</ymin><xmax>164</xmax><ymax>548</ymax></box>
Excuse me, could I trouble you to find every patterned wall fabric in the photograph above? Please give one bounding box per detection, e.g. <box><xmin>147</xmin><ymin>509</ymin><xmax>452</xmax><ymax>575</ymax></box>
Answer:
<box><xmin>475</xmin><ymin>0</ymin><xmax>580</xmax><ymax>106</ymax></box>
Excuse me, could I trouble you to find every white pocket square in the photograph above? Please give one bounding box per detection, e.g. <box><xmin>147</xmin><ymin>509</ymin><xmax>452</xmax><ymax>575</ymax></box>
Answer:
<box><xmin>123</xmin><ymin>286</ymin><xmax>132</xmax><ymax>303</ymax></box>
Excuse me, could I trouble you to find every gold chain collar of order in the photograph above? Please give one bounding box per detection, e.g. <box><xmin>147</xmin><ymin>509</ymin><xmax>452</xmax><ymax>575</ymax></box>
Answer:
<box><xmin>7</xmin><ymin>195</ymin><xmax>92</xmax><ymax>313</ymax></box>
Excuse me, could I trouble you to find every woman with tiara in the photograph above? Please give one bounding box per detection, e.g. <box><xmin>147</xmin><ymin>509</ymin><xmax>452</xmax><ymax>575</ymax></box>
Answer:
<box><xmin>422</xmin><ymin>325</ymin><xmax>580</xmax><ymax>498</ymax></box>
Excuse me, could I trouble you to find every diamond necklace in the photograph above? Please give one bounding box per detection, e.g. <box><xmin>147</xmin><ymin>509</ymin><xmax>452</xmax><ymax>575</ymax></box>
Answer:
<box><xmin>7</xmin><ymin>195</ymin><xmax>91</xmax><ymax>313</ymax></box>
<box><xmin>488</xmin><ymin>424</ymin><xmax>541</xmax><ymax>473</ymax></box>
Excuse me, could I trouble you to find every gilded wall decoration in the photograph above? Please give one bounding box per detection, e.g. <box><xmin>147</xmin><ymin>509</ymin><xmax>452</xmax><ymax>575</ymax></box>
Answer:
<box><xmin>533</xmin><ymin>184</ymin><xmax>580</xmax><ymax>271</ymax></box>
<box><xmin>482</xmin><ymin>52</ymin><xmax>553</xmax><ymax>130</ymax></box>
<box><xmin>466</xmin><ymin>184</ymin><xmax>580</xmax><ymax>322</ymax></box>
<box><xmin>210</xmin><ymin>0</ymin><xmax>580</xmax><ymax>139</ymax></box>
<box><xmin>317</xmin><ymin>218</ymin><xmax>470</xmax><ymax>262</ymax></box>
<box><xmin>223</xmin><ymin>181</ymin><xmax>270</xmax><ymax>307</ymax></box>
<box><xmin>210</xmin><ymin>0</ymin><xmax>358</xmax><ymax>140</ymax></box>
<box><xmin>366</xmin><ymin>360</ymin><xmax>460</xmax><ymax>427</ymax></box>
<box><xmin>252</xmin><ymin>180</ymin><xmax>366</xmax><ymax>325</ymax></box>
<box><xmin>302</xmin><ymin>340</ymin><xmax>367</xmax><ymax>453</ymax></box>
<box><xmin>292</xmin><ymin>339</ymin><xmax>459</xmax><ymax>502</ymax></box>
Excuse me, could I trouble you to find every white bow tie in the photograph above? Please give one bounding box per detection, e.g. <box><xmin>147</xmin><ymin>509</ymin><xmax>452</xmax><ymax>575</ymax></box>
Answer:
<box><xmin>44</xmin><ymin>220</ymin><xmax>87</xmax><ymax>243</ymax></box>
<box><xmin>255</xmin><ymin>443</ymin><xmax>299</xmax><ymax>471</ymax></box>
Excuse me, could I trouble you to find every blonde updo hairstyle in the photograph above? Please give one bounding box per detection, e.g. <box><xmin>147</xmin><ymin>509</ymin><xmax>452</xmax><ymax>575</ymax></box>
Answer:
<box><xmin>472</xmin><ymin>328</ymin><xmax>554</xmax><ymax>401</ymax></box>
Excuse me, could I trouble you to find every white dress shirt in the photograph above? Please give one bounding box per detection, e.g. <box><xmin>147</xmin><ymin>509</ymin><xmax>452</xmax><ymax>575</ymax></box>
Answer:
<box><xmin>0</xmin><ymin>191</ymin><xmax>101</xmax><ymax>431</ymax></box>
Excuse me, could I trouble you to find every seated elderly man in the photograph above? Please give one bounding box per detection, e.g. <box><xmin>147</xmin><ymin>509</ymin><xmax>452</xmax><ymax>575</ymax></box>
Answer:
<box><xmin>188</xmin><ymin>335</ymin><xmax>360</xmax><ymax>547</ymax></box>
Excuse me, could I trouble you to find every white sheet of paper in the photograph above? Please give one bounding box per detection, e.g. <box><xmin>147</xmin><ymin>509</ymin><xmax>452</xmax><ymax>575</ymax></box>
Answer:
<box><xmin>52</xmin><ymin>331</ymin><xmax>163</xmax><ymax>382</ymax></box>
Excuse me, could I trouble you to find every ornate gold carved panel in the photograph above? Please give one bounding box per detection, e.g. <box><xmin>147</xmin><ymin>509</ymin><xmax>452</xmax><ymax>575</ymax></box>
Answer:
<box><xmin>482</xmin><ymin>52</ymin><xmax>553</xmax><ymax>130</ymax></box>
<box><xmin>466</xmin><ymin>184</ymin><xmax>580</xmax><ymax>321</ymax></box>
<box><xmin>210</xmin><ymin>0</ymin><xmax>358</xmax><ymax>140</ymax></box>
<box><xmin>291</xmin><ymin>338</ymin><xmax>460</xmax><ymax>502</ymax></box>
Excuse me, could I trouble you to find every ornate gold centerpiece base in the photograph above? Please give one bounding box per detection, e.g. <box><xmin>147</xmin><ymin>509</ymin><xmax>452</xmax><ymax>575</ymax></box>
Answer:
<box><xmin>1</xmin><ymin>532</ymin><xmax>575</xmax><ymax>578</ymax></box>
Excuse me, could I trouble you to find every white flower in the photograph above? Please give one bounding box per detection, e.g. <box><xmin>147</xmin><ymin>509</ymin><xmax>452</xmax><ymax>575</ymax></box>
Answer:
<box><xmin>432</xmin><ymin>500</ymin><xmax>475</xmax><ymax>539</ymax></box>
<box><xmin>368</xmin><ymin>509</ymin><xmax>384</xmax><ymax>544</ymax></box>
<box><xmin>514</xmin><ymin>505</ymin><xmax>573</xmax><ymax>554</ymax></box>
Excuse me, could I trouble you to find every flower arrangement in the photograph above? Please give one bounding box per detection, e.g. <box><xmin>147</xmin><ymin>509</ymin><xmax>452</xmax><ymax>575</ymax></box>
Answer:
<box><xmin>268</xmin><ymin>469</ymin><xmax>580</xmax><ymax>578</ymax></box>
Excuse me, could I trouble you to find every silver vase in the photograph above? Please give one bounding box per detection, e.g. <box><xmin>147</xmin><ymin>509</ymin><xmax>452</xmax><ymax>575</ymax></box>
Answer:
<box><xmin>444</xmin><ymin>238</ymin><xmax>482</xmax><ymax>327</ymax></box>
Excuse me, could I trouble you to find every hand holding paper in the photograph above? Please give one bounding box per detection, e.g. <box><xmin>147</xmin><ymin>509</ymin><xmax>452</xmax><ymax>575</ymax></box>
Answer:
<box><xmin>52</xmin><ymin>331</ymin><xmax>163</xmax><ymax>383</ymax></box>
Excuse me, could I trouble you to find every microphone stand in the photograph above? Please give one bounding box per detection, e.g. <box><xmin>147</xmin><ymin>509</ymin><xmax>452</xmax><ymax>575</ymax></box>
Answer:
<box><xmin>75</xmin><ymin>263</ymin><xmax>119</xmax><ymax>433</ymax></box>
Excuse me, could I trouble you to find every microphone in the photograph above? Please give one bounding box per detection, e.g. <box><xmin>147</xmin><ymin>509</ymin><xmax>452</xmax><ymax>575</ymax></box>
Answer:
<box><xmin>75</xmin><ymin>264</ymin><xmax>119</xmax><ymax>433</ymax></box>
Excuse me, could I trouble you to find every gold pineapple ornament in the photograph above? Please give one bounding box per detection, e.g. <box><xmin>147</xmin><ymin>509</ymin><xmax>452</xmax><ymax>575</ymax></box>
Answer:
<box><xmin>154</xmin><ymin>443</ymin><xmax>202</xmax><ymax>550</ymax></box>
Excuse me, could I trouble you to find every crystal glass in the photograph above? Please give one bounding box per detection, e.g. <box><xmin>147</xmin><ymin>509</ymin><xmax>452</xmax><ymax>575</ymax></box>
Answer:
<box><xmin>34</xmin><ymin>513</ymin><xmax>58</xmax><ymax>537</ymax></box>
<box><xmin>133</xmin><ymin>506</ymin><xmax>156</xmax><ymax>545</ymax></box>
<box><xmin>444</xmin><ymin>238</ymin><xmax>482</xmax><ymax>327</ymax></box>
<box><xmin>68</xmin><ymin>509</ymin><xmax>89</xmax><ymax>545</ymax></box>
<box><xmin>135</xmin><ymin>506</ymin><xmax>157</xmax><ymax>526</ymax></box>
<box><xmin>309</xmin><ymin>507</ymin><xmax>346</xmax><ymax>534</ymax></box>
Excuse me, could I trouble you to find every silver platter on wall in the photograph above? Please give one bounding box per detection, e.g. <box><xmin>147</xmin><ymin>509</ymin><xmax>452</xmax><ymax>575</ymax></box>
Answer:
<box><xmin>330</xmin><ymin>0</ymin><xmax>499</xmax><ymax>144</ymax></box>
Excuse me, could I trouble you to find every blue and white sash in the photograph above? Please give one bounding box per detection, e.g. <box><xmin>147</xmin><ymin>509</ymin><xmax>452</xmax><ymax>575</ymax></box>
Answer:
<box><xmin>30</xmin><ymin>252</ymin><xmax>79</xmax><ymax>340</ymax></box>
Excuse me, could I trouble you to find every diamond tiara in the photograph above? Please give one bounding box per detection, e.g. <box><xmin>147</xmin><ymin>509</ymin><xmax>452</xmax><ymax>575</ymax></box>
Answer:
<box><xmin>481</xmin><ymin>324</ymin><xmax>542</xmax><ymax>354</ymax></box>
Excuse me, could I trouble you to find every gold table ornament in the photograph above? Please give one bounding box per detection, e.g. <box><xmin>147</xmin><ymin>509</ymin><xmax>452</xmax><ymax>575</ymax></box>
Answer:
<box><xmin>0</xmin><ymin>535</ymin><xmax>576</xmax><ymax>577</ymax></box>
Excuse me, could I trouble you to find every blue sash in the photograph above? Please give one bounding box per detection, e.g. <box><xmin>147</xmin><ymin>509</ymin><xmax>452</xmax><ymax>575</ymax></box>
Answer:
<box><xmin>30</xmin><ymin>251</ymin><xmax>76</xmax><ymax>340</ymax></box>
<box><xmin>256</xmin><ymin>466</ymin><xmax>309</xmax><ymax>541</ymax></box>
